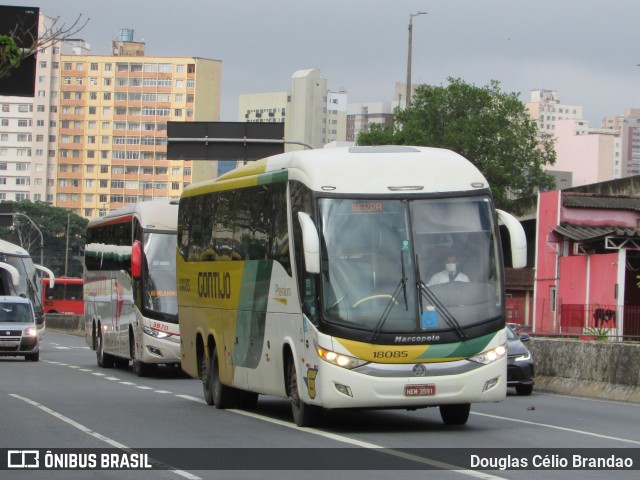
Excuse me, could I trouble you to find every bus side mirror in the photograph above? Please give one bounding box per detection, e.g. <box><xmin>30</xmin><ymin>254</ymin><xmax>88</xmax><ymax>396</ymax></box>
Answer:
<box><xmin>131</xmin><ymin>240</ymin><xmax>142</xmax><ymax>279</ymax></box>
<box><xmin>297</xmin><ymin>212</ymin><xmax>320</xmax><ymax>274</ymax></box>
<box><xmin>497</xmin><ymin>209</ymin><xmax>527</xmax><ymax>269</ymax></box>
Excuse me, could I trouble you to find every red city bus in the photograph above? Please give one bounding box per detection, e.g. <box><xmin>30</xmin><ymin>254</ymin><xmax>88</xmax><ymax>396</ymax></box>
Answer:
<box><xmin>42</xmin><ymin>277</ymin><xmax>84</xmax><ymax>315</ymax></box>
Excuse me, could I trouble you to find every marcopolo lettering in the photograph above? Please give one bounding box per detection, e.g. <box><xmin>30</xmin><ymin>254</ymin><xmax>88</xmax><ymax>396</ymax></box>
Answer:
<box><xmin>198</xmin><ymin>272</ymin><xmax>231</xmax><ymax>299</ymax></box>
<box><xmin>395</xmin><ymin>335</ymin><xmax>440</xmax><ymax>343</ymax></box>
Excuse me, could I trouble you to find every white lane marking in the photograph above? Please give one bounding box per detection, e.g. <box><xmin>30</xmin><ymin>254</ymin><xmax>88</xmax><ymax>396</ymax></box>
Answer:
<box><xmin>472</xmin><ymin>412</ymin><xmax>640</xmax><ymax>445</ymax></box>
<box><xmin>9</xmin><ymin>394</ymin><xmax>200</xmax><ymax>480</ymax></box>
<box><xmin>79</xmin><ymin>368</ymin><xmax>92</xmax><ymax>372</ymax></box>
<box><xmin>136</xmin><ymin>386</ymin><xmax>153</xmax><ymax>390</ymax></box>
<box><xmin>119</xmin><ymin>381</ymin><xmax>135</xmax><ymax>385</ymax></box>
<box><xmin>92</xmin><ymin>372</ymin><xmax>106</xmax><ymax>377</ymax></box>
<box><xmin>175</xmin><ymin>394</ymin><xmax>206</xmax><ymax>404</ymax></box>
<box><xmin>155</xmin><ymin>390</ymin><xmax>172</xmax><ymax>394</ymax></box>
<box><xmin>227</xmin><ymin>408</ymin><xmax>505</xmax><ymax>479</ymax></box>
<box><xmin>105</xmin><ymin>377</ymin><xmax>120</xmax><ymax>381</ymax></box>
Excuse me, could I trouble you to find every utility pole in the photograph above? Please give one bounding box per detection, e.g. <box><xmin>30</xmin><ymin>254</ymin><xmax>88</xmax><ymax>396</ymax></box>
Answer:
<box><xmin>64</xmin><ymin>212</ymin><xmax>70</xmax><ymax>276</ymax></box>
<box><xmin>406</xmin><ymin>11</ymin><xmax>427</xmax><ymax>108</ymax></box>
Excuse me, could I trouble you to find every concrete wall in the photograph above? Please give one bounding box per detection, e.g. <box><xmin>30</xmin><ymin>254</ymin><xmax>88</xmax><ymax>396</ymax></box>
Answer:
<box><xmin>529</xmin><ymin>337</ymin><xmax>640</xmax><ymax>404</ymax></box>
<box><xmin>45</xmin><ymin>314</ymin><xmax>84</xmax><ymax>337</ymax></box>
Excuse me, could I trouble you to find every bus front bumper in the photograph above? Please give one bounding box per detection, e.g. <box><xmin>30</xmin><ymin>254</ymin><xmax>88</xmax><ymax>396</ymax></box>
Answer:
<box><xmin>308</xmin><ymin>358</ymin><xmax>506</xmax><ymax>409</ymax></box>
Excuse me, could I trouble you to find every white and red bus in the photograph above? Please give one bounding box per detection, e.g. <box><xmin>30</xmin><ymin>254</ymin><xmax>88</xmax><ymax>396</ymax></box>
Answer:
<box><xmin>84</xmin><ymin>199</ymin><xmax>179</xmax><ymax>376</ymax></box>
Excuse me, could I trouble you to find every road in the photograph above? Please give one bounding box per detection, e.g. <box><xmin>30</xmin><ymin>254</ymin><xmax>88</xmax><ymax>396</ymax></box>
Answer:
<box><xmin>1</xmin><ymin>332</ymin><xmax>638</xmax><ymax>479</ymax></box>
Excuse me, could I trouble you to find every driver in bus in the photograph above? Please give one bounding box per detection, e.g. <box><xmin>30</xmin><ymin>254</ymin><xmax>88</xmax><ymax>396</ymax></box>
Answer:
<box><xmin>428</xmin><ymin>253</ymin><xmax>469</xmax><ymax>285</ymax></box>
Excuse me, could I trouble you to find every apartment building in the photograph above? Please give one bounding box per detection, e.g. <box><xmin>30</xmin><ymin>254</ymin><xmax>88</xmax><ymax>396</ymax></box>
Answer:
<box><xmin>0</xmin><ymin>14</ymin><xmax>62</xmax><ymax>204</ymax></box>
<box><xmin>602</xmin><ymin>109</ymin><xmax>640</xmax><ymax>177</ymax></box>
<box><xmin>346</xmin><ymin>101</ymin><xmax>395</xmax><ymax>143</ymax></box>
<box><xmin>238</xmin><ymin>68</ymin><xmax>347</xmax><ymax>151</ymax></box>
<box><xmin>525</xmin><ymin>89</ymin><xmax>583</xmax><ymax>134</ymax></box>
<box><xmin>54</xmin><ymin>35</ymin><xmax>221</xmax><ymax>218</ymax></box>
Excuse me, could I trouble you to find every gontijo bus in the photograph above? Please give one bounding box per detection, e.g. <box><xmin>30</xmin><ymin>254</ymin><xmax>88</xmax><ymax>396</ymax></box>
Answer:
<box><xmin>176</xmin><ymin>146</ymin><xmax>526</xmax><ymax>426</ymax></box>
<box><xmin>84</xmin><ymin>199</ymin><xmax>179</xmax><ymax>376</ymax></box>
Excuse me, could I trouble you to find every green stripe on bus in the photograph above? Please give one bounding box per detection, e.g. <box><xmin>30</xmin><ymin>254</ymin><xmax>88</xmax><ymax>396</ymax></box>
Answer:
<box><xmin>416</xmin><ymin>332</ymin><xmax>495</xmax><ymax>360</ymax></box>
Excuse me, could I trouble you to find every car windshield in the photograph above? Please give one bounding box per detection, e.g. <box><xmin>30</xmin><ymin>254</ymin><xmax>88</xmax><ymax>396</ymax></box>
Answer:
<box><xmin>142</xmin><ymin>232</ymin><xmax>178</xmax><ymax>319</ymax></box>
<box><xmin>0</xmin><ymin>302</ymin><xmax>33</xmax><ymax>323</ymax></box>
<box><xmin>318</xmin><ymin>196</ymin><xmax>503</xmax><ymax>334</ymax></box>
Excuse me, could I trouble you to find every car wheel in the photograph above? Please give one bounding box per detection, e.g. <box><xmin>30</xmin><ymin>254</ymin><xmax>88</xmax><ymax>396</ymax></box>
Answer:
<box><xmin>25</xmin><ymin>352</ymin><xmax>39</xmax><ymax>362</ymax></box>
<box><xmin>516</xmin><ymin>384</ymin><xmax>534</xmax><ymax>396</ymax></box>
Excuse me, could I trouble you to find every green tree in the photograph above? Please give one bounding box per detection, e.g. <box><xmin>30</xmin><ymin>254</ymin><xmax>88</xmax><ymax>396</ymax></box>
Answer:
<box><xmin>357</xmin><ymin>78</ymin><xmax>556</xmax><ymax>213</ymax></box>
<box><xmin>0</xmin><ymin>201</ymin><xmax>88</xmax><ymax>277</ymax></box>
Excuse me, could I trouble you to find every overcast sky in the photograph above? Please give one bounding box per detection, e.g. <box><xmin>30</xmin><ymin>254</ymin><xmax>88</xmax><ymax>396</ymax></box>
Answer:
<box><xmin>25</xmin><ymin>0</ymin><xmax>640</xmax><ymax>124</ymax></box>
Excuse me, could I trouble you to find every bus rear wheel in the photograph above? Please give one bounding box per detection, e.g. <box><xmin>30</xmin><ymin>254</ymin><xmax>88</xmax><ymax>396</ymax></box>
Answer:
<box><xmin>287</xmin><ymin>358</ymin><xmax>320</xmax><ymax>427</ymax></box>
<box><xmin>202</xmin><ymin>354</ymin><xmax>214</xmax><ymax>405</ymax></box>
<box><xmin>439</xmin><ymin>403</ymin><xmax>470</xmax><ymax>425</ymax></box>
<box><xmin>96</xmin><ymin>329</ymin><xmax>114</xmax><ymax>368</ymax></box>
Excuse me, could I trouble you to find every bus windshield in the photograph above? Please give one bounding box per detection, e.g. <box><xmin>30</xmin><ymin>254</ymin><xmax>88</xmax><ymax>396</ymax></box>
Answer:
<box><xmin>0</xmin><ymin>252</ymin><xmax>44</xmax><ymax>323</ymax></box>
<box><xmin>142</xmin><ymin>231</ymin><xmax>178</xmax><ymax>319</ymax></box>
<box><xmin>318</xmin><ymin>196</ymin><xmax>502</xmax><ymax>334</ymax></box>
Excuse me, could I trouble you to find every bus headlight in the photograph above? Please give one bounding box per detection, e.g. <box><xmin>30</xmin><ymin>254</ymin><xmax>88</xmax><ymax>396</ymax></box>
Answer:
<box><xmin>141</xmin><ymin>326</ymin><xmax>171</xmax><ymax>339</ymax></box>
<box><xmin>24</xmin><ymin>326</ymin><xmax>38</xmax><ymax>337</ymax></box>
<box><xmin>468</xmin><ymin>344</ymin><xmax>507</xmax><ymax>365</ymax></box>
<box><xmin>317</xmin><ymin>346</ymin><xmax>368</xmax><ymax>369</ymax></box>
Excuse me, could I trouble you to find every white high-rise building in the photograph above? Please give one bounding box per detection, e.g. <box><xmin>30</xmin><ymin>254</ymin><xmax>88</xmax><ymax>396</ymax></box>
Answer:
<box><xmin>1</xmin><ymin>14</ymin><xmax>62</xmax><ymax>204</ymax></box>
<box><xmin>238</xmin><ymin>68</ymin><xmax>347</xmax><ymax>151</ymax></box>
<box><xmin>525</xmin><ymin>89</ymin><xmax>583</xmax><ymax>135</ymax></box>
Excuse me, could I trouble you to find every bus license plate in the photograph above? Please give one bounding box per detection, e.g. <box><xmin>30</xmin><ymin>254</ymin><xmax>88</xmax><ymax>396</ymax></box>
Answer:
<box><xmin>405</xmin><ymin>384</ymin><xmax>435</xmax><ymax>396</ymax></box>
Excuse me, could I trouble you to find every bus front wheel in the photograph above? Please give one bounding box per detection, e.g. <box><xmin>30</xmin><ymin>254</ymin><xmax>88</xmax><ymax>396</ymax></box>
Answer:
<box><xmin>439</xmin><ymin>403</ymin><xmax>470</xmax><ymax>425</ymax></box>
<box><xmin>287</xmin><ymin>358</ymin><xmax>320</xmax><ymax>427</ymax></box>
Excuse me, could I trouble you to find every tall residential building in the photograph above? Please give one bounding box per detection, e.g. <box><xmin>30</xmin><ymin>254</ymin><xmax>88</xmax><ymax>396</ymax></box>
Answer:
<box><xmin>1</xmin><ymin>14</ymin><xmax>62</xmax><ymax>204</ymax></box>
<box><xmin>550</xmin><ymin>119</ymin><xmax>620</xmax><ymax>187</ymax></box>
<box><xmin>525</xmin><ymin>89</ymin><xmax>583</xmax><ymax>134</ymax></box>
<box><xmin>55</xmin><ymin>31</ymin><xmax>221</xmax><ymax>218</ymax></box>
<box><xmin>346</xmin><ymin>101</ymin><xmax>396</xmax><ymax>143</ymax></box>
<box><xmin>602</xmin><ymin>109</ymin><xmax>640</xmax><ymax>177</ymax></box>
<box><xmin>238</xmin><ymin>68</ymin><xmax>347</xmax><ymax>151</ymax></box>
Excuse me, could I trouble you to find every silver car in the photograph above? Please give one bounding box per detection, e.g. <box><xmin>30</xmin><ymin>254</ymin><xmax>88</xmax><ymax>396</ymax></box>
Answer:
<box><xmin>0</xmin><ymin>296</ymin><xmax>39</xmax><ymax>361</ymax></box>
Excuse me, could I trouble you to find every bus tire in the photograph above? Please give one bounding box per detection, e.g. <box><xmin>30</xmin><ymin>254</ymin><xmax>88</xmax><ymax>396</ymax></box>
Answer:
<box><xmin>130</xmin><ymin>330</ymin><xmax>153</xmax><ymax>377</ymax></box>
<box><xmin>439</xmin><ymin>403</ymin><xmax>470</xmax><ymax>425</ymax></box>
<box><xmin>287</xmin><ymin>357</ymin><xmax>320</xmax><ymax>427</ymax></box>
<box><xmin>96</xmin><ymin>329</ymin><xmax>114</xmax><ymax>368</ymax></box>
<box><xmin>211</xmin><ymin>346</ymin><xmax>238</xmax><ymax>409</ymax></box>
<box><xmin>202</xmin><ymin>354</ymin><xmax>215</xmax><ymax>405</ymax></box>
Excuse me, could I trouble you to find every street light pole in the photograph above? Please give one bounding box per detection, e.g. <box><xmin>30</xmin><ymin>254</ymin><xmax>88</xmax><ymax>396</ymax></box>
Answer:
<box><xmin>13</xmin><ymin>212</ymin><xmax>44</xmax><ymax>265</ymax></box>
<box><xmin>406</xmin><ymin>11</ymin><xmax>427</xmax><ymax>108</ymax></box>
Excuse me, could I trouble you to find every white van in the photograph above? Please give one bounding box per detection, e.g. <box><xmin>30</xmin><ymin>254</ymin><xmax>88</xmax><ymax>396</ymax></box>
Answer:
<box><xmin>0</xmin><ymin>296</ymin><xmax>39</xmax><ymax>361</ymax></box>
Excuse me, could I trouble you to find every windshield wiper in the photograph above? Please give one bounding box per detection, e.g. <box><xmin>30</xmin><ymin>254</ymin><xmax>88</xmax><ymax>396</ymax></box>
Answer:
<box><xmin>370</xmin><ymin>247</ymin><xmax>409</xmax><ymax>342</ymax></box>
<box><xmin>416</xmin><ymin>256</ymin><xmax>467</xmax><ymax>341</ymax></box>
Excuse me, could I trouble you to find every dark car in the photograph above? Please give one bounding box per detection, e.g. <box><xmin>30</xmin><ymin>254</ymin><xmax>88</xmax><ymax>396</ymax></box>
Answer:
<box><xmin>506</xmin><ymin>324</ymin><xmax>534</xmax><ymax>395</ymax></box>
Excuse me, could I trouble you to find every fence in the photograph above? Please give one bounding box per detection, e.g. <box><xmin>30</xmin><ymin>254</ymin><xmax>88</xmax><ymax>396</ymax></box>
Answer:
<box><xmin>559</xmin><ymin>304</ymin><xmax>640</xmax><ymax>340</ymax></box>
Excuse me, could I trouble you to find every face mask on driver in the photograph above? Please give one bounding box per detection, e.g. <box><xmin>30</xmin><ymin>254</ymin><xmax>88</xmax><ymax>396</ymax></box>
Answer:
<box><xmin>445</xmin><ymin>263</ymin><xmax>457</xmax><ymax>273</ymax></box>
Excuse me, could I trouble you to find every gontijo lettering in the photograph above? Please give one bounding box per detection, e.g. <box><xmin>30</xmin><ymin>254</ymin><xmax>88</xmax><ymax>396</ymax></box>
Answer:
<box><xmin>198</xmin><ymin>271</ymin><xmax>231</xmax><ymax>299</ymax></box>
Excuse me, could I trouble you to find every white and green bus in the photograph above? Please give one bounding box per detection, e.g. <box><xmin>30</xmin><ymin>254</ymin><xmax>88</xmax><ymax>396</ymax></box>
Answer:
<box><xmin>177</xmin><ymin>146</ymin><xmax>526</xmax><ymax>426</ymax></box>
<box><xmin>84</xmin><ymin>199</ymin><xmax>180</xmax><ymax>376</ymax></box>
